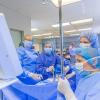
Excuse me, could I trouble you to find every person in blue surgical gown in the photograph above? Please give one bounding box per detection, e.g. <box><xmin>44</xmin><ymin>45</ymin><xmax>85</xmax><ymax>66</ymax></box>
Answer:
<box><xmin>17</xmin><ymin>34</ymin><xmax>38</xmax><ymax>73</ymax></box>
<box><xmin>36</xmin><ymin>41</ymin><xmax>61</xmax><ymax>79</ymax></box>
<box><xmin>17</xmin><ymin>34</ymin><xmax>42</xmax><ymax>84</ymax></box>
<box><xmin>69</xmin><ymin>32</ymin><xmax>100</xmax><ymax>84</ymax></box>
<box><xmin>58</xmin><ymin>48</ymin><xmax>100</xmax><ymax>100</ymax></box>
<box><xmin>79</xmin><ymin>32</ymin><xmax>100</xmax><ymax>69</ymax></box>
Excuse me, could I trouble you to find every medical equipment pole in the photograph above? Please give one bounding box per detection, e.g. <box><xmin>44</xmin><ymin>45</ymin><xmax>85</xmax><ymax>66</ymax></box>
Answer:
<box><xmin>58</xmin><ymin>0</ymin><xmax>64</xmax><ymax>77</ymax></box>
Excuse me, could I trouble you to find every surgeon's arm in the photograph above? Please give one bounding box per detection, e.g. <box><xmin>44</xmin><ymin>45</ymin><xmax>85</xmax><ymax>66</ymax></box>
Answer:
<box><xmin>58</xmin><ymin>78</ymin><xmax>77</xmax><ymax>100</ymax></box>
<box><xmin>23</xmin><ymin>68</ymin><xmax>42</xmax><ymax>80</ymax></box>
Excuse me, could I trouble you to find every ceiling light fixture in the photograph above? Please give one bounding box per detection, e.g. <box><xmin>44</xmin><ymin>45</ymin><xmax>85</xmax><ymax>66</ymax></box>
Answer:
<box><xmin>51</xmin><ymin>0</ymin><xmax>81</xmax><ymax>7</ymax></box>
<box><xmin>31</xmin><ymin>28</ymin><xmax>38</xmax><ymax>32</ymax></box>
<box><xmin>45</xmin><ymin>35</ymin><xmax>60</xmax><ymax>39</ymax></box>
<box><xmin>69</xmin><ymin>34</ymin><xmax>80</xmax><ymax>36</ymax></box>
<box><xmin>64</xmin><ymin>30</ymin><xmax>77</xmax><ymax>33</ymax></box>
<box><xmin>71</xmin><ymin>18</ymin><xmax>93</xmax><ymax>25</ymax></box>
<box><xmin>33</xmin><ymin>33</ymin><xmax>52</xmax><ymax>37</ymax></box>
<box><xmin>78</xmin><ymin>28</ymin><xmax>92</xmax><ymax>31</ymax></box>
<box><xmin>52</xmin><ymin>22</ymin><xmax>70</xmax><ymax>28</ymax></box>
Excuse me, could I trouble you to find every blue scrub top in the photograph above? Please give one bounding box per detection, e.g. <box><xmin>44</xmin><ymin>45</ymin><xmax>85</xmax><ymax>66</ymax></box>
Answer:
<box><xmin>36</xmin><ymin>52</ymin><xmax>61</xmax><ymax>79</ymax></box>
<box><xmin>75</xmin><ymin>72</ymin><xmax>100</xmax><ymax>100</ymax></box>
<box><xmin>17</xmin><ymin>47</ymin><xmax>38</xmax><ymax>73</ymax></box>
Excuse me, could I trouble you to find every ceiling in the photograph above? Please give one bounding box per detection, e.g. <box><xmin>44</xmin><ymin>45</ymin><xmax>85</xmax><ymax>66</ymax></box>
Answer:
<box><xmin>0</xmin><ymin>0</ymin><xmax>100</xmax><ymax>37</ymax></box>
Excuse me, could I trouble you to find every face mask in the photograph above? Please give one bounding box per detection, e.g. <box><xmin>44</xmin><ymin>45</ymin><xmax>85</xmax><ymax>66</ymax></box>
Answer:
<box><xmin>75</xmin><ymin>63</ymin><xmax>83</xmax><ymax>71</ymax></box>
<box><xmin>44</xmin><ymin>48</ymin><xmax>53</xmax><ymax>55</ymax></box>
<box><xmin>65</xmin><ymin>58</ymin><xmax>71</xmax><ymax>61</ymax></box>
<box><xmin>24</xmin><ymin>40</ymin><xmax>33</xmax><ymax>49</ymax></box>
<box><xmin>80</xmin><ymin>43</ymin><xmax>91</xmax><ymax>48</ymax></box>
<box><xmin>75</xmin><ymin>63</ymin><xmax>92</xmax><ymax>79</ymax></box>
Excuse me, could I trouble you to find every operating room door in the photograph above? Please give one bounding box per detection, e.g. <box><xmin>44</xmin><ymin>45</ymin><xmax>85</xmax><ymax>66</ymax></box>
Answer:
<box><xmin>10</xmin><ymin>29</ymin><xmax>24</xmax><ymax>48</ymax></box>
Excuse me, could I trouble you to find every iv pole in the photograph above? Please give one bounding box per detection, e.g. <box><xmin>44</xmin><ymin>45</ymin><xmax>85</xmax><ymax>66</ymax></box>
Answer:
<box><xmin>58</xmin><ymin>0</ymin><xmax>64</xmax><ymax>77</ymax></box>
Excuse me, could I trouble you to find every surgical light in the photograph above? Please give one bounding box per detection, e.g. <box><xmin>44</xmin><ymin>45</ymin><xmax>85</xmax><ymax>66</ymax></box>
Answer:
<box><xmin>51</xmin><ymin>0</ymin><xmax>81</xmax><ymax>7</ymax></box>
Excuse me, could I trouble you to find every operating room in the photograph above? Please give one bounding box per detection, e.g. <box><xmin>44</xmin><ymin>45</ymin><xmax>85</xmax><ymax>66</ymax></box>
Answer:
<box><xmin>0</xmin><ymin>0</ymin><xmax>100</xmax><ymax>100</ymax></box>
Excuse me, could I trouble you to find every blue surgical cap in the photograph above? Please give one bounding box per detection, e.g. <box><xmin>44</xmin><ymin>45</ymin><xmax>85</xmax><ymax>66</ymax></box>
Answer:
<box><xmin>80</xmin><ymin>32</ymin><xmax>100</xmax><ymax>48</ymax></box>
<box><xmin>75</xmin><ymin>48</ymin><xmax>99</xmax><ymax>67</ymax></box>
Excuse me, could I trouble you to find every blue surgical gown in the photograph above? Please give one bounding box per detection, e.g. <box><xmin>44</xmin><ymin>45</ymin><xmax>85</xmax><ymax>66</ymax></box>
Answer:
<box><xmin>16</xmin><ymin>47</ymin><xmax>41</xmax><ymax>85</ymax></box>
<box><xmin>17</xmin><ymin>47</ymin><xmax>38</xmax><ymax>73</ymax></box>
<box><xmin>75</xmin><ymin>72</ymin><xmax>100</xmax><ymax>100</ymax></box>
<box><xmin>36</xmin><ymin>52</ymin><xmax>61</xmax><ymax>79</ymax></box>
<box><xmin>64</xmin><ymin>59</ymin><xmax>71</xmax><ymax>67</ymax></box>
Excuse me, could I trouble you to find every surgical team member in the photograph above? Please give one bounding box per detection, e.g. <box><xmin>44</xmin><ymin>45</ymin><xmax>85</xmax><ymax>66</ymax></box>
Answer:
<box><xmin>17</xmin><ymin>34</ymin><xmax>38</xmax><ymax>72</ymax></box>
<box><xmin>58</xmin><ymin>48</ymin><xmax>100</xmax><ymax>100</ymax></box>
<box><xmin>72</xmin><ymin>32</ymin><xmax>100</xmax><ymax>86</ymax></box>
<box><xmin>17</xmin><ymin>34</ymin><xmax>42</xmax><ymax>82</ymax></box>
<box><xmin>79</xmin><ymin>32</ymin><xmax>100</xmax><ymax>68</ymax></box>
<box><xmin>36</xmin><ymin>41</ymin><xmax>61</xmax><ymax>79</ymax></box>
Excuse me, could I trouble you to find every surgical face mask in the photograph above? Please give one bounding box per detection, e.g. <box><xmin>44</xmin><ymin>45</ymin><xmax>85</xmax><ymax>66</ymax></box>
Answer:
<box><xmin>24</xmin><ymin>40</ymin><xmax>33</xmax><ymax>49</ymax></box>
<box><xmin>65</xmin><ymin>58</ymin><xmax>71</xmax><ymax>61</ymax></box>
<box><xmin>75</xmin><ymin>63</ymin><xmax>92</xmax><ymax>79</ymax></box>
<box><xmin>80</xmin><ymin>43</ymin><xmax>91</xmax><ymax>48</ymax></box>
<box><xmin>75</xmin><ymin>63</ymin><xmax>83</xmax><ymax>71</ymax></box>
<box><xmin>44</xmin><ymin>48</ymin><xmax>53</xmax><ymax>55</ymax></box>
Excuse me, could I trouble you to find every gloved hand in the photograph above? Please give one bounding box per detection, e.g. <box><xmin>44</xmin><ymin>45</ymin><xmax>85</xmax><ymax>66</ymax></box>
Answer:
<box><xmin>28</xmin><ymin>73</ymin><xmax>43</xmax><ymax>80</ymax></box>
<box><xmin>58</xmin><ymin>78</ymin><xmax>77</xmax><ymax>100</ymax></box>
<box><xmin>64</xmin><ymin>66</ymin><xmax>70</xmax><ymax>74</ymax></box>
<box><xmin>46</xmin><ymin>66</ymin><xmax>54</xmax><ymax>72</ymax></box>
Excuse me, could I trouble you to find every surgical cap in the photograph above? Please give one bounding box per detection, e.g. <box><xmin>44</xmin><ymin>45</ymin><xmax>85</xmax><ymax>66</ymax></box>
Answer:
<box><xmin>24</xmin><ymin>34</ymin><xmax>32</xmax><ymax>41</ymax></box>
<box><xmin>75</xmin><ymin>48</ymin><xmax>99</xmax><ymax>67</ymax></box>
<box><xmin>80</xmin><ymin>32</ymin><xmax>99</xmax><ymax>48</ymax></box>
<box><xmin>44</xmin><ymin>41</ymin><xmax>53</xmax><ymax>48</ymax></box>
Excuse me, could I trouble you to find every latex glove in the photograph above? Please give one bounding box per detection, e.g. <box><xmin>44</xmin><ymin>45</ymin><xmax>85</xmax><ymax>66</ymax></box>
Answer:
<box><xmin>28</xmin><ymin>73</ymin><xmax>43</xmax><ymax>80</ymax></box>
<box><xmin>46</xmin><ymin>66</ymin><xmax>54</xmax><ymax>72</ymax></box>
<box><xmin>58</xmin><ymin>78</ymin><xmax>77</xmax><ymax>100</ymax></box>
<box><xmin>64</xmin><ymin>66</ymin><xmax>70</xmax><ymax>74</ymax></box>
